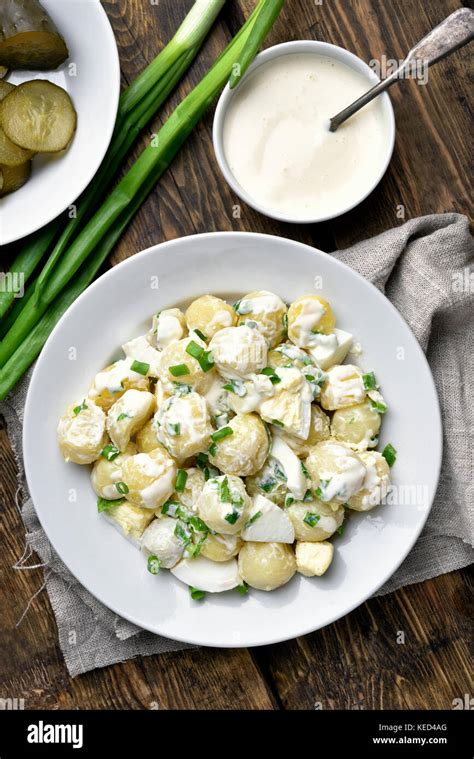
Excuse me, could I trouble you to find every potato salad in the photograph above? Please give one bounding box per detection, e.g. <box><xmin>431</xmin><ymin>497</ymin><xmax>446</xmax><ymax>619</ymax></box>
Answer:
<box><xmin>57</xmin><ymin>291</ymin><xmax>396</xmax><ymax>598</ymax></box>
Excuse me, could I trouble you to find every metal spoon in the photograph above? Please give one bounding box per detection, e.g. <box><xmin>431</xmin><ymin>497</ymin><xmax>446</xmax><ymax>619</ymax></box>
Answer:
<box><xmin>329</xmin><ymin>7</ymin><xmax>474</xmax><ymax>132</ymax></box>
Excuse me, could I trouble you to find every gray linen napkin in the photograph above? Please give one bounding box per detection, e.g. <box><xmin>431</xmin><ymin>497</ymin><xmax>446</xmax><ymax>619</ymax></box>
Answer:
<box><xmin>1</xmin><ymin>212</ymin><xmax>472</xmax><ymax>677</ymax></box>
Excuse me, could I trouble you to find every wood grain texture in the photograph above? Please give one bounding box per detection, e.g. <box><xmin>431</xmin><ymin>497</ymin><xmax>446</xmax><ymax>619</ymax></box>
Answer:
<box><xmin>0</xmin><ymin>0</ymin><xmax>472</xmax><ymax>710</ymax></box>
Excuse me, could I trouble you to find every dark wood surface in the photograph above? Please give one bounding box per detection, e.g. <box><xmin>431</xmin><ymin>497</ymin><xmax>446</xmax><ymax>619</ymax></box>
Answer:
<box><xmin>0</xmin><ymin>0</ymin><xmax>472</xmax><ymax>710</ymax></box>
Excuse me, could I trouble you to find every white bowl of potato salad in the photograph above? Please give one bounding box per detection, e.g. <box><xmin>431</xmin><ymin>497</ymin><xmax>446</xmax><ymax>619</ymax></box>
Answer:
<box><xmin>23</xmin><ymin>233</ymin><xmax>442</xmax><ymax>646</ymax></box>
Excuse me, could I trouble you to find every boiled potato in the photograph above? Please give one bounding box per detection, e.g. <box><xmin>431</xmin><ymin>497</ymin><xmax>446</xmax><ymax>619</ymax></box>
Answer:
<box><xmin>195</xmin><ymin>475</ymin><xmax>251</xmax><ymax>535</ymax></box>
<box><xmin>158</xmin><ymin>335</ymin><xmax>215</xmax><ymax>394</ymax></box>
<box><xmin>209</xmin><ymin>413</ymin><xmax>269</xmax><ymax>477</ymax></box>
<box><xmin>279</xmin><ymin>404</ymin><xmax>330</xmax><ymax>457</ymax></box>
<box><xmin>202</xmin><ymin>373</ymin><xmax>233</xmax><ymax>426</ymax></box>
<box><xmin>135</xmin><ymin>418</ymin><xmax>161</xmax><ymax>453</ymax></box>
<box><xmin>155</xmin><ymin>391</ymin><xmax>213</xmax><ymax>464</ymax></box>
<box><xmin>200</xmin><ymin>532</ymin><xmax>242</xmax><ymax>562</ymax></box>
<box><xmin>238</xmin><ymin>542</ymin><xmax>296</xmax><ymax>591</ymax></box>
<box><xmin>209</xmin><ymin>325</ymin><xmax>267</xmax><ymax>379</ymax></box>
<box><xmin>245</xmin><ymin>456</ymin><xmax>288</xmax><ymax>506</ymax></box>
<box><xmin>185</xmin><ymin>295</ymin><xmax>236</xmax><ymax>338</ymax></box>
<box><xmin>295</xmin><ymin>541</ymin><xmax>334</xmax><ymax>576</ymax></box>
<box><xmin>305</xmin><ymin>440</ymin><xmax>366</xmax><ymax>504</ymax></box>
<box><xmin>331</xmin><ymin>400</ymin><xmax>381</xmax><ymax>450</ymax></box>
<box><xmin>141</xmin><ymin>516</ymin><xmax>185</xmax><ymax>568</ymax></box>
<box><xmin>88</xmin><ymin>358</ymin><xmax>150</xmax><ymax>412</ymax></box>
<box><xmin>287</xmin><ymin>500</ymin><xmax>344</xmax><ymax>541</ymax></box>
<box><xmin>348</xmin><ymin>451</ymin><xmax>390</xmax><ymax>511</ymax></box>
<box><xmin>107</xmin><ymin>389</ymin><xmax>155</xmax><ymax>451</ymax></box>
<box><xmin>57</xmin><ymin>398</ymin><xmax>107</xmax><ymax>464</ymax></box>
<box><xmin>91</xmin><ymin>442</ymin><xmax>136</xmax><ymax>499</ymax></box>
<box><xmin>259</xmin><ymin>366</ymin><xmax>312</xmax><ymax>440</ymax></box>
<box><xmin>225</xmin><ymin>374</ymin><xmax>274</xmax><ymax>415</ymax></box>
<box><xmin>319</xmin><ymin>364</ymin><xmax>366</xmax><ymax>411</ymax></box>
<box><xmin>148</xmin><ymin>308</ymin><xmax>187</xmax><ymax>350</ymax></box>
<box><xmin>268</xmin><ymin>341</ymin><xmax>314</xmax><ymax>371</ymax></box>
<box><xmin>120</xmin><ymin>448</ymin><xmax>176</xmax><ymax>509</ymax></box>
<box><xmin>287</xmin><ymin>295</ymin><xmax>336</xmax><ymax>347</ymax></box>
<box><xmin>235</xmin><ymin>290</ymin><xmax>287</xmax><ymax>348</ymax></box>
<box><xmin>175</xmin><ymin>466</ymin><xmax>206</xmax><ymax>509</ymax></box>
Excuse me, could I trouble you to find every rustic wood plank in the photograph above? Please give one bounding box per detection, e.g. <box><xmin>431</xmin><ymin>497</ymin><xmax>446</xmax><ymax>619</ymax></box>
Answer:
<box><xmin>255</xmin><ymin>567</ymin><xmax>473</xmax><ymax>710</ymax></box>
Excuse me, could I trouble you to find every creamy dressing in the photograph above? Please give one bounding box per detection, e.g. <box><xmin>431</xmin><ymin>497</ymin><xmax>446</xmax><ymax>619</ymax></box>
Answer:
<box><xmin>291</xmin><ymin>300</ymin><xmax>326</xmax><ymax>347</ymax></box>
<box><xmin>323</xmin><ymin>364</ymin><xmax>366</xmax><ymax>408</ymax></box>
<box><xmin>223</xmin><ymin>54</ymin><xmax>389</xmax><ymax>219</ymax></box>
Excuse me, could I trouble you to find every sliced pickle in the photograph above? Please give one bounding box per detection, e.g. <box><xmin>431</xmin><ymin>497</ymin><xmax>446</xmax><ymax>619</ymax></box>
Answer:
<box><xmin>0</xmin><ymin>0</ymin><xmax>68</xmax><ymax>70</ymax></box>
<box><xmin>0</xmin><ymin>127</ymin><xmax>33</xmax><ymax>166</ymax></box>
<box><xmin>0</xmin><ymin>79</ymin><xmax>76</xmax><ymax>152</ymax></box>
<box><xmin>0</xmin><ymin>160</ymin><xmax>31</xmax><ymax>197</ymax></box>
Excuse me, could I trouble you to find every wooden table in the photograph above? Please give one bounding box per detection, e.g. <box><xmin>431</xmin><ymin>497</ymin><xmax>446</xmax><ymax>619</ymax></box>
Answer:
<box><xmin>0</xmin><ymin>0</ymin><xmax>472</xmax><ymax>710</ymax></box>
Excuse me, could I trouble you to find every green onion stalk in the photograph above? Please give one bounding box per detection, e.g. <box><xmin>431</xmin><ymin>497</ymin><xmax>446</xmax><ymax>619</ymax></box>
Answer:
<box><xmin>0</xmin><ymin>0</ymin><xmax>226</xmax><ymax>322</ymax></box>
<box><xmin>0</xmin><ymin>0</ymin><xmax>283</xmax><ymax>395</ymax></box>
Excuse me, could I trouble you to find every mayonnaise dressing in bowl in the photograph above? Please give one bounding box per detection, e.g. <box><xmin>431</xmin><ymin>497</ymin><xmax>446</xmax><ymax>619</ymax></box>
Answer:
<box><xmin>213</xmin><ymin>42</ymin><xmax>395</xmax><ymax>223</ymax></box>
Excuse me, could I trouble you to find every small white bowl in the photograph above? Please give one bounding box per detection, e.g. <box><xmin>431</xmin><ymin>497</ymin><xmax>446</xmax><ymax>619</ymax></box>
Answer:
<box><xmin>213</xmin><ymin>41</ymin><xmax>395</xmax><ymax>224</ymax></box>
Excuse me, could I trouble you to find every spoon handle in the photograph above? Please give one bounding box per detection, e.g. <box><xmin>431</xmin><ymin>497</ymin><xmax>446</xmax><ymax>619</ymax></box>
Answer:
<box><xmin>330</xmin><ymin>7</ymin><xmax>474</xmax><ymax>132</ymax></box>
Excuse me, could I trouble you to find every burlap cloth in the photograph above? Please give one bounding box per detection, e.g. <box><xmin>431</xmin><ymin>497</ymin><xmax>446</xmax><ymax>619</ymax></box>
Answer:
<box><xmin>1</xmin><ymin>213</ymin><xmax>472</xmax><ymax>677</ymax></box>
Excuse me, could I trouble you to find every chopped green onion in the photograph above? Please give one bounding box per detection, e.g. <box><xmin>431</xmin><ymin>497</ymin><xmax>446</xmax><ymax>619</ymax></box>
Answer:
<box><xmin>169</xmin><ymin>363</ymin><xmax>190</xmax><ymax>377</ymax></box>
<box><xmin>336</xmin><ymin>525</ymin><xmax>345</xmax><ymax>536</ymax></box>
<box><xmin>167</xmin><ymin>422</ymin><xmax>181</xmax><ymax>436</ymax></box>
<box><xmin>188</xmin><ymin>515</ymin><xmax>209</xmax><ymax>533</ymax></box>
<box><xmin>211</xmin><ymin>426</ymin><xmax>233</xmax><ymax>443</ymax></box>
<box><xmin>175</xmin><ymin>521</ymin><xmax>192</xmax><ymax>546</ymax></box>
<box><xmin>147</xmin><ymin>555</ymin><xmax>161</xmax><ymax>575</ymax></box>
<box><xmin>363</xmin><ymin>371</ymin><xmax>378</xmax><ymax>390</ymax></box>
<box><xmin>189</xmin><ymin>586</ymin><xmax>205</xmax><ymax>601</ymax></box>
<box><xmin>271</xmin><ymin>419</ymin><xmax>284</xmax><ymax>427</ymax></box>
<box><xmin>300</xmin><ymin>460</ymin><xmax>310</xmax><ymax>478</ymax></box>
<box><xmin>186</xmin><ymin>340</ymin><xmax>204</xmax><ymax>359</ymax></box>
<box><xmin>198</xmin><ymin>350</ymin><xmax>215</xmax><ymax>372</ymax></box>
<box><xmin>224</xmin><ymin>511</ymin><xmax>240</xmax><ymax>525</ymax></box>
<box><xmin>117</xmin><ymin>412</ymin><xmax>130</xmax><ymax>422</ymax></box>
<box><xmin>175</xmin><ymin>469</ymin><xmax>188</xmax><ymax>492</ymax></box>
<box><xmin>232</xmin><ymin>299</ymin><xmax>241</xmax><ymax>312</ymax></box>
<box><xmin>100</xmin><ymin>444</ymin><xmax>120</xmax><ymax>461</ymax></box>
<box><xmin>261</xmin><ymin>367</ymin><xmax>281</xmax><ymax>384</ymax></box>
<box><xmin>218</xmin><ymin>476</ymin><xmax>232</xmax><ymax>502</ymax></box>
<box><xmin>284</xmin><ymin>494</ymin><xmax>295</xmax><ymax>508</ymax></box>
<box><xmin>173</xmin><ymin>382</ymin><xmax>191</xmax><ymax>396</ymax></box>
<box><xmin>193</xmin><ymin>329</ymin><xmax>208</xmax><ymax>342</ymax></box>
<box><xmin>130</xmin><ymin>359</ymin><xmax>150</xmax><ymax>376</ymax></box>
<box><xmin>382</xmin><ymin>443</ymin><xmax>397</xmax><ymax>467</ymax></box>
<box><xmin>303</xmin><ymin>512</ymin><xmax>321</xmax><ymax>528</ymax></box>
<box><xmin>244</xmin><ymin>511</ymin><xmax>262</xmax><ymax>528</ymax></box>
<box><xmin>73</xmin><ymin>400</ymin><xmax>87</xmax><ymax>415</ymax></box>
<box><xmin>208</xmin><ymin>442</ymin><xmax>217</xmax><ymax>457</ymax></box>
<box><xmin>115</xmin><ymin>481</ymin><xmax>129</xmax><ymax>495</ymax></box>
<box><xmin>236</xmin><ymin>582</ymin><xmax>249</xmax><ymax>595</ymax></box>
<box><xmin>97</xmin><ymin>496</ymin><xmax>125</xmax><ymax>512</ymax></box>
<box><xmin>161</xmin><ymin>499</ymin><xmax>180</xmax><ymax>517</ymax></box>
<box><xmin>222</xmin><ymin>379</ymin><xmax>246</xmax><ymax>396</ymax></box>
<box><xmin>370</xmin><ymin>399</ymin><xmax>388</xmax><ymax>414</ymax></box>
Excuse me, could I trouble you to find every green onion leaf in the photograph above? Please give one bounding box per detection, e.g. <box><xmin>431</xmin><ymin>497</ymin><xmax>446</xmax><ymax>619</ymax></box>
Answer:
<box><xmin>186</xmin><ymin>340</ymin><xmax>204</xmax><ymax>359</ymax></box>
<box><xmin>73</xmin><ymin>400</ymin><xmax>88</xmax><ymax>415</ymax></box>
<box><xmin>224</xmin><ymin>511</ymin><xmax>239</xmax><ymax>525</ymax></box>
<box><xmin>261</xmin><ymin>366</ymin><xmax>281</xmax><ymax>384</ymax></box>
<box><xmin>167</xmin><ymin>422</ymin><xmax>181</xmax><ymax>436</ymax></box>
<box><xmin>189</xmin><ymin>586</ymin><xmax>205</xmax><ymax>601</ymax></box>
<box><xmin>363</xmin><ymin>371</ymin><xmax>378</xmax><ymax>390</ymax></box>
<box><xmin>100</xmin><ymin>444</ymin><xmax>120</xmax><ymax>461</ymax></box>
<box><xmin>218</xmin><ymin>475</ymin><xmax>232</xmax><ymax>502</ymax></box>
<box><xmin>244</xmin><ymin>510</ymin><xmax>262</xmax><ymax>528</ymax></box>
<box><xmin>198</xmin><ymin>350</ymin><xmax>215</xmax><ymax>372</ymax></box>
<box><xmin>370</xmin><ymin>399</ymin><xmax>388</xmax><ymax>414</ymax></box>
<box><xmin>147</xmin><ymin>554</ymin><xmax>161</xmax><ymax>575</ymax></box>
<box><xmin>117</xmin><ymin>412</ymin><xmax>130</xmax><ymax>422</ymax></box>
<box><xmin>130</xmin><ymin>359</ymin><xmax>150</xmax><ymax>376</ymax></box>
<box><xmin>336</xmin><ymin>525</ymin><xmax>345</xmax><ymax>536</ymax></box>
<box><xmin>211</xmin><ymin>426</ymin><xmax>233</xmax><ymax>443</ymax></box>
<box><xmin>169</xmin><ymin>364</ymin><xmax>190</xmax><ymax>377</ymax></box>
<box><xmin>271</xmin><ymin>419</ymin><xmax>284</xmax><ymax>427</ymax></box>
<box><xmin>382</xmin><ymin>443</ymin><xmax>397</xmax><ymax>467</ymax></box>
<box><xmin>284</xmin><ymin>494</ymin><xmax>295</xmax><ymax>508</ymax></box>
<box><xmin>175</xmin><ymin>469</ymin><xmax>188</xmax><ymax>492</ymax></box>
<box><xmin>115</xmin><ymin>481</ymin><xmax>129</xmax><ymax>495</ymax></box>
<box><xmin>236</xmin><ymin>582</ymin><xmax>249</xmax><ymax>595</ymax></box>
<box><xmin>97</xmin><ymin>496</ymin><xmax>125</xmax><ymax>512</ymax></box>
<box><xmin>303</xmin><ymin>512</ymin><xmax>320</xmax><ymax>528</ymax></box>
<box><xmin>300</xmin><ymin>460</ymin><xmax>310</xmax><ymax>478</ymax></box>
<box><xmin>193</xmin><ymin>329</ymin><xmax>208</xmax><ymax>342</ymax></box>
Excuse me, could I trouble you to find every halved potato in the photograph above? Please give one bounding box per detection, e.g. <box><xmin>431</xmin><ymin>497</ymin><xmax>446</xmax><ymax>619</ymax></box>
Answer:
<box><xmin>0</xmin><ymin>161</ymin><xmax>31</xmax><ymax>196</ymax></box>
<box><xmin>0</xmin><ymin>80</ymin><xmax>76</xmax><ymax>152</ymax></box>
